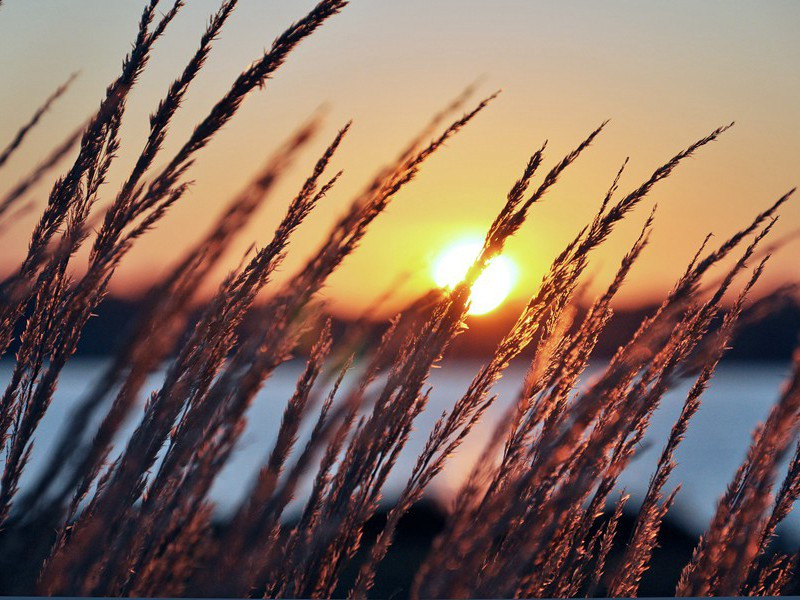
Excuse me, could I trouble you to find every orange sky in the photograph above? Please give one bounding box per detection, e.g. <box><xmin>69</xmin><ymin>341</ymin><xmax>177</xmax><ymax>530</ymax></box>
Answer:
<box><xmin>1</xmin><ymin>1</ymin><xmax>798</xmax><ymax>317</ymax></box>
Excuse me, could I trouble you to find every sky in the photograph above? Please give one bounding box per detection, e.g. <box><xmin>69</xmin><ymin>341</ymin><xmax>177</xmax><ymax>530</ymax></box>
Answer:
<box><xmin>1</xmin><ymin>1</ymin><xmax>798</xmax><ymax>317</ymax></box>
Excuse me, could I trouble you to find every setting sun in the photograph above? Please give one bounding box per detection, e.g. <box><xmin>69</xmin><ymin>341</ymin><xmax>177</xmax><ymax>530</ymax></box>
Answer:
<box><xmin>433</xmin><ymin>239</ymin><xmax>518</xmax><ymax>315</ymax></box>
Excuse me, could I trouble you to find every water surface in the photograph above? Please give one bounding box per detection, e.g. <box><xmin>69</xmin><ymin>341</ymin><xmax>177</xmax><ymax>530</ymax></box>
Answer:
<box><xmin>2</xmin><ymin>359</ymin><xmax>795</xmax><ymax>540</ymax></box>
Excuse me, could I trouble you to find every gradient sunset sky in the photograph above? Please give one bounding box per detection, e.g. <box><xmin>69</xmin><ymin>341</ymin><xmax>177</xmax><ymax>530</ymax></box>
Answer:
<box><xmin>1</xmin><ymin>1</ymin><xmax>798</xmax><ymax>316</ymax></box>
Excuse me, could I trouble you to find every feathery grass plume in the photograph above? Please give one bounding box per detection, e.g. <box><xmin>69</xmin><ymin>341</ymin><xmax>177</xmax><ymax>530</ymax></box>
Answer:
<box><xmin>412</xmin><ymin>128</ymin><xmax>783</xmax><ymax>599</ymax></box>
<box><xmin>40</xmin><ymin>0</ymin><xmax>240</xmax><ymax>359</ymax></box>
<box><xmin>504</xmin><ymin>206</ymin><xmax>652</xmax><ymax>472</ymax></box>
<box><xmin>544</xmin><ymin>193</ymin><xmax>787</xmax><ymax>464</ymax></box>
<box><xmin>0</xmin><ymin>0</ymin><xmax>171</xmax><ymax>360</ymax></box>
<box><xmin>516</xmin><ymin>221</ymin><xmax>657</xmax><ymax>599</ymax></box>
<box><xmin>495</xmin><ymin>128</ymin><xmax>737</xmax><ymax>455</ymax></box>
<box><xmin>198</xmin><ymin>103</ymin><xmax>501</xmax><ymax>597</ymax></box>
<box><xmin>587</xmin><ymin>491</ymin><xmax>630</xmax><ymax>597</ymax></box>
<box><xmin>608</xmin><ymin>258</ymin><xmax>768</xmax><ymax>598</ymax></box>
<box><xmin>354</xmin><ymin>133</ymin><xmax>643</xmax><ymax>599</ymax></box>
<box><xmin>677</xmin><ymin>348</ymin><xmax>800</xmax><ymax>596</ymax></box>
<box><xmin>23</xmin><ymin>2</ymin><xmax>346</xmax><ymax>446</ymax></box>
<box><xmin>296</xmin><ymin>124</ymin><xmax>605</xmax><ymax>599</ymax></box>
<box><xmin>412</xmin><ymin>208</ymin><xmax>652</xmax><ymax>598</ymax></box>
<box><xmin>0</xmin><ymin>0</ymin><xmax>183</xmax><ymax>523</ymax></box>
<box><xmin>155</xmin><ymin>101</ymin><xmax>500</xmax><ymax>596</ymax></box>
<box><xmin>9</xmin><ymin>1</ymin><xmax>280</xmax><ymax>461</ymax></box>
<box><xmin>133</xmin><ymin>323</ymin><xmax>334</xmax><ymax>597</ymax></box>
<box><xmin>2</xmin><ymin>1</ymin><xmax>800</xmax><ymax>595</ymax></box>
<box><xmin>14</xmin><ymin>0</ymin><xmax>178</xmax><ymax>275</ymax></box>
<box><xmin>27</xmin><ymin>1</ymin><xmax>351</xmax><ymax>591</ymax></box>
<box><xmin>103</xmin><ymin>0</ymin><xmax>349</xmax><ymax>253</ymax></box>
<box><xmin>91</xmin><ymin>0</ymin><xmax>238</xmax><ymax>265</ymax></box>
<box><xmin>201</xmin><ymin>324</ymin><xmax>334</xmax><ymax>590</ymax></box>
<box><xmin>758</xmin><ymin>433</ymin><xmax>800</xmax><ymax>556</ymax></box>
<box><xmin>266</xmin><ymin>92</ymin><xmax>500</xmax><ymax>337</ymax></box>
<box><xmin>0</xmin><ymin>72</ymin><xmax>78</xmax><ymax>171</ymax></box>
<box><xmin>747</xmin><ymin>553</ymin><xmax>797</xmax><ymax>596</ymax></box>
<box><xmin>108</xmin><ymin>155</ymin><xmax>345</xmax><ymax>595</ymax></box>
<box><xmin>523</xmin><ymin>225</ymin><xmax>777</xmax><ymax>566</ymax></box>
<box><xmin>38</xmin><ymin>124</ymin><xmax>346</xmax><ymax>596</ymax></box>
<box><xmin>137</xmin><ymin>127</ymin><xmax>347</xmax><ymax>494</ymax></box>
<box><xmin>7</xmin><ymin>14</ymin><xmax>352</xmax><ymax>498</ymax></box>
<box><xmin>346</xmin><ymin>145</ymin><xmax>546</xmax><ymax>597</ymax></box>
<box><xmin>241</xmin><ymin>349</ymin><xmax>374</xmax><ymax>597</ymax></box>
<box><xmin>0</xmin><ymin>10</ymin><xmax>181</xmax><ymax>475</ymax></box>
<box><xmin>21</xmin><ymin>118</ymin><xmax>320</xmax><ymax>518</ymax></box>
<box><xmin>412</xmin><ymin>212</ymin><xmax>651</xmax><ymax>599</ymax></box>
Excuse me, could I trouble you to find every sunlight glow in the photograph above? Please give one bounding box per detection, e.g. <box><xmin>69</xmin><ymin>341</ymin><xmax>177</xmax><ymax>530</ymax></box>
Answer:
<box><xmin>433</xmin><ymin>239</ymin><xmax>517</xmax><ymax>315</ymax></box>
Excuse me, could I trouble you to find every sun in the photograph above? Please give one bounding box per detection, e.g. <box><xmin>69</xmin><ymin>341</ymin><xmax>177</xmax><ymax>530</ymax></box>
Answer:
<box><xmin>433</xmin><ymin>238</ymin><xmax>518</xmax><ymax>315</ymax></box>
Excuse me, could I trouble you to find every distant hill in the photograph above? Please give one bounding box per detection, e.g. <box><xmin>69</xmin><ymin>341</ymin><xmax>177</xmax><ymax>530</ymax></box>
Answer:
<box><xmin>7</xmin><ymin>295</ymin><xmax>799</xmax><ymax>361</ymax></box>
<box><xmin>447</xmin><ymin>299</ymin><xmax>800</xmax><ymax>362</ymax></box>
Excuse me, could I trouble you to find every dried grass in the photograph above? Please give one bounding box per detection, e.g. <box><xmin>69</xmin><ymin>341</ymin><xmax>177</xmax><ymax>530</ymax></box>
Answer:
<box><xmin>0</xmin><ymin>1</ymin><xmax>798</xmax><ymax>598</ymax></box>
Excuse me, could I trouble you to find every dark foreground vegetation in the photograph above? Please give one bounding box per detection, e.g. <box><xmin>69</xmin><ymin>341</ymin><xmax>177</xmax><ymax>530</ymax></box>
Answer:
<box><xmin>1</xmin><ymin>1</ymin><xmax>799</xmax><ymax>597</ymax></box>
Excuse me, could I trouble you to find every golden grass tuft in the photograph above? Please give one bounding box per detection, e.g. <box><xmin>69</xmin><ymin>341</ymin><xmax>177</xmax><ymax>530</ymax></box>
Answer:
<box><xmin>0</xmin><ymin>1</ymin><xmax>798</xmax><ymax>597</ymax></box>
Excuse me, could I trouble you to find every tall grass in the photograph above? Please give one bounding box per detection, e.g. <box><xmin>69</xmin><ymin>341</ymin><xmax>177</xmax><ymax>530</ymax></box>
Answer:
<box><xmin>0</xmin><ymin>1</ymin><xmax>798</xmax><ymax>597</ymax></box>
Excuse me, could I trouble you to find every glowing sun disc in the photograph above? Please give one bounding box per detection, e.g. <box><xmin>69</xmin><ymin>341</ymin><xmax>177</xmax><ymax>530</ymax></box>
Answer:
<box><xmin>433</xmin><ymin>240</ymin><xmax>517</xmax><ymax>315</ymax></box>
